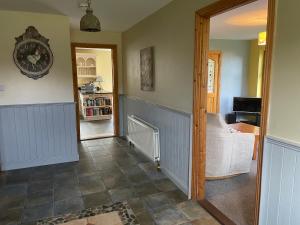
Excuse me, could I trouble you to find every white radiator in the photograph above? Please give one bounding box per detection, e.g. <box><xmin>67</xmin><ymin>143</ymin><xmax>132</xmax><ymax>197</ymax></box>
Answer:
<box><xmin>127</xmin><ymin>115</ymin><xmax>160</xmax><ymax>164</ymax></box>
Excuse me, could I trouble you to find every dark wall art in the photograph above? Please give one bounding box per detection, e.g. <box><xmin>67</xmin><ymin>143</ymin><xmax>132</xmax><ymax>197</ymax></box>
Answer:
<box><xmin>140</xmin><ymin>47</ymin><xmax>154</xmax><ymax>91</ymax></box>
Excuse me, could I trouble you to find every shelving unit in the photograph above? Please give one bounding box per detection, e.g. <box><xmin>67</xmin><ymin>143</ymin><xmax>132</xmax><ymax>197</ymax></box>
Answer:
<box><xmin>76</xmin><ymin>54</ymin><xmax>97</xmax><ymax>79</ymax></box>
<box><xmin>79</xmin><ymin>92</ymin><xmax>113</xmax><ymax>121</ymax></box>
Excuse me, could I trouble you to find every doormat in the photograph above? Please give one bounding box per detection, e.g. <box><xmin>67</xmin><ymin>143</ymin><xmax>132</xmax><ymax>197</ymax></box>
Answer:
<box><xmin>37</xmin><ymin>202</ymin><xmax>139</xmax><ymax>225</ymax></box>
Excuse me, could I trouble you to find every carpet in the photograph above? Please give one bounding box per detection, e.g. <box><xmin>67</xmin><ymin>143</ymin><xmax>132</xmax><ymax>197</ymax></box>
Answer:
<box><xmin>37</xmin><ymin>202</ymin><xmax>139</xmax><ymax>225</ymax></box>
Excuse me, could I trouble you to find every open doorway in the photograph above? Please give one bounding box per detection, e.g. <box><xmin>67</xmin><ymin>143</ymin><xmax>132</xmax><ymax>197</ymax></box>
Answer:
<box><xmin>71</xmin><ymin>43</ymin><xmax>119</xmax><ymax>141</ymax></box>
<box><xmin>192</xmin><ymin>0</ymin><xmax>275</xmax><ymax>225</ymax></box>
<box><xmin>205</xmin><ymin>2</ymin><xmax>268</xmax><ymax>223</ymax></box>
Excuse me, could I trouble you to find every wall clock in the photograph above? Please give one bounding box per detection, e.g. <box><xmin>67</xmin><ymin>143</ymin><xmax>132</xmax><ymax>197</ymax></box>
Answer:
<box><xmin>13</xmin><ymin>26</ymin><xmax>53</xmax><ymax>80</ymax></box>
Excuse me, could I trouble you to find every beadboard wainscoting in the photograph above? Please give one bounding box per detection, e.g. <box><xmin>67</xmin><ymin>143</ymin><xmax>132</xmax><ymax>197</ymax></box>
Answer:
<box><xmin>0</xmin><ymin>103</ymin><xmax>79</xmax><ymax>171</ymax></box>
<box><xmin>124</xmin><ymin>96</ymin><xmax>192</xmax><ymax>194</ymax></box>
<box><xmin>118</xmin><ymin>94</ymin><xmax>125</xmax><ymax>137</ymax></box>
<box><xmin>259</xmin><ymin>136</ymin><xmax>300</xmax><ymax>225</ymax></box>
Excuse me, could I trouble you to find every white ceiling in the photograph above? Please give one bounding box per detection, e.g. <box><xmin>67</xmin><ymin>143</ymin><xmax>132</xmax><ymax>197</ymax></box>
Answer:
<box><xmin>0</xmin><ymin>0</ymin><xmax>174</xmax><ymax>32</ymax></box>
<box><xmin>210</xmin><ymin>0</ymin><xmax>268</xmax><ymax>40</ymax></box>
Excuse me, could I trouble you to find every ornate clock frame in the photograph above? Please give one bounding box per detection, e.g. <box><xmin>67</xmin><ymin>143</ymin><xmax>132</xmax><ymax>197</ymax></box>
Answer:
<box><xmin>13</xmin><ymin>26</ymin><xmax>54</xmax><ymax>80</ymax></box>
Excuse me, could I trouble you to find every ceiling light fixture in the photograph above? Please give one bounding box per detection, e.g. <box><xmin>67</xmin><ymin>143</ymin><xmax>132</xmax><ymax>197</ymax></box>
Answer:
<box><xmin>80</xmin><ymin>0</ymin><xmax>101</xmax><ymax>32</ymax></box>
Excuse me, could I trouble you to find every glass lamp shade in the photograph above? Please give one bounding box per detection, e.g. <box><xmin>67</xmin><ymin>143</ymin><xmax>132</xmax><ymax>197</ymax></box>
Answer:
<box><xmin>258</xmin><ymin>31</ymin><xmax>267</xmax><ymax>46</ymax></box>
<box><xmin>80</xmin><ymin>8</ymin><xmax>101</xmax><ymax>32</ymax></box>
<box><xmin>96</xmin><ymin>76</ymin><xmax>104</xmax><ymax>82</ymax></box>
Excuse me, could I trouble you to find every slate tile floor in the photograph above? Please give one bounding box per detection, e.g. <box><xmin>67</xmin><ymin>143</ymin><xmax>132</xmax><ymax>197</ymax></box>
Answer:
<box><xmin>0</xmin><ymin>138</ymin><xmax>219</xmax><ymax>225</ymax></box>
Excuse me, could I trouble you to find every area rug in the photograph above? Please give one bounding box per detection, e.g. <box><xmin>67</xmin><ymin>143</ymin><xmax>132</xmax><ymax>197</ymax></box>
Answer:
<box><xmin>37</xmin><ymin>202</ymin><xmax>139</xmax><ymax>225</ymax></box>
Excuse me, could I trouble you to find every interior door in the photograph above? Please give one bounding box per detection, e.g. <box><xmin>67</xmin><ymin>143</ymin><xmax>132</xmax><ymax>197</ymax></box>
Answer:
<box><xmin>207</xmin><ymin>51</ymin><xmax>221</xmax><ymax>113</ymax></box>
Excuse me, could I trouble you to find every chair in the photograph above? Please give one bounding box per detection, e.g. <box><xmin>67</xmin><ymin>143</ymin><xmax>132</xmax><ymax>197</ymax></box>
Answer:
<box><xmin>206</xmin><ymin>113</ymin><xmax>255</xmax><ymax>179</ymax></box>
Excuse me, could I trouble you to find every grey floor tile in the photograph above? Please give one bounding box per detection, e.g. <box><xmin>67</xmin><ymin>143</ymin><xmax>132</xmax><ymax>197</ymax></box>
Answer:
<box><xmin>0</xmin><ymin>175</ymin><xmax>6</xmax><ymax>188</ymax></box>
<box><xmin>54</xmin><ymin>197</ymin><xmax>84</xmax><ymax>216</ymax></box>
<box><xmin>82</xmin><ymin>191</ymin><xmax>112</xmax><ymax>209</ymax></box>
<box><xmin>75</xmin><ymin>163</ymin><xmax>97</xmax><ymax>175</ymax></box>
<box><xmin>0</xmin><ymin>183</ymin><xmax>28</xmax><ymax>197</ymax></box>
<box><xmin>153</xmin><ymin>206</ymin><xmax>189</xmax><ymax>225</ymax></box>
<box><xmin>25</xmin><ymin>190</ymin><xmax>53</xmax><ymax>208</ymax></box>
<box><xmin>27</xmin><ymin>180</ymin><xmax>53</xmax><ymax>195</ymax></box>
<box><xmin>5</xmin><ymin>169</ymin><xmax>31</xmax><ymax>185</ymax></box>
<box><xmin>133</xmin><ymin>182</ymin><xmax>160</xmax><ymax>198</ymax></box>
<box><xmin>139</xmin><ymin>163</ymin><xmax>166</xmax><ymax>180</ymax></box>
<box><xmin>123</xmin><ymin>166</ymin><xmax>150</xmax><ymax>185</ymax></box>
<box><xmin>102</xmin><ymin>171</ymin><xmax>131</xmax><ymax>189</ymax></box>
<box><xmin>127</xmin><ymin>198</ymin><xmax>147</xmax><ymax>214</ymax></box>
<box><xmin>0</xmin><ymin>137</ymin><xmax>200</xmax><ymax>225</ymax></box>
<box><xmin>22</xmin><ymin>203</ymin><xmax>53</xmax><ymax>223</ymax></box>
<box><xmin>90</xmin><ymin>149</ymin><xmax>112</xmax><ymax>158</ymax></box>
<box><xmin>136</xmin><ymin>210</ymin><xmax>156</xmax><ymax>225</ymax></box>
<box><xmin>116</xmin><ymin>155</ymin><xmax>138</xmax><ymax>168</ymax></box>
<box><xmin>0</xmin><ymin>184</ymin><xmax>27</xmax><ymax>211</ymax></box>
<box><xmin>165</xmin><ymin>190</ymin><xmax>188</xmax><ymax>204</ymax></box>
<box><xmin>94</xmin><ymin>161</ymin><xmax>120</xmax><ymax>171</ymax></box>
<box><xmin>115</xmin><ymin>138</ymin><xmax>130</xmax><ymax>147</ymax></box>
<box><xmin>187</xmin><ymin>218</ymin><xmax>221</xmax><ymax>225</ymax></box>
<box><xmin>177</xmin><ymin>201</ymin><xmax>212</xmax><ymax>221</ymax></box>
<box><xmin>92</xmin><ymin>155</ymin><xmax>114</xmax><ymax>164</ymax></box>
<box><xmin>53</xmin><ymin>172</ymin><xmax>78</xmax><ymax>188</ymax></box>
<box><xmin>78</xmin><ymin>174</ymin><xmax>106</xmax><ymax>195</ymax></box>
<box><xmin>54</xmin><ymin>185</ymin><xmax>81</xmax><ymax>201</ymax></box>
<box><xmin>0</xmin><ymin>208</ymin><xmax>23</xmax><ymax>225</ymax></box>
<box><xmin>143</xmin><ymin>192</ymin><xmax>172</xmax><ymax>211</ymax></box>
<box><xmin>53</xmin><ymin>163</ymin><xmax>77</xmax><ymax>174</ymax></box>
<box><xmin>108</xmin><ymin>187</ymin><xmax>136</xmax><ymax>203</ymax></box>
<box><xmin>154</xmin><ymin>179</ymin><xmax>178</xmax><ymax>192</ymax></box>
<box><xmin>30</xmin><ymin>166</ymin><xmax>56</xmax><ymax>182</ymax></box>
<box><xmin>20</xmin><ymin>222</ymin><xmax>37</xmax><ymax>225</ymax></box>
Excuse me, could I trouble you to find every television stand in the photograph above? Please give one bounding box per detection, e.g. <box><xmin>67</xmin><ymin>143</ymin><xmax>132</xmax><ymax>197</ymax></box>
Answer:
<box><xmin>234</xmin><ymin>111</ymin><xmax>260</xmax><ymax>127</ymax></box>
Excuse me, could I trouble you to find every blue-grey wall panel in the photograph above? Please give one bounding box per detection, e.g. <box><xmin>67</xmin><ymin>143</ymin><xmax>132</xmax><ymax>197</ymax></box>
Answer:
<box><xmin>260</xmin><ymin>136</ymin><xmax>300</xmax><ymax>225</ymax></box>
<box><xmin>124</xmin><ymin>96</ymin><xmax>192</xmax><ymax>194</ymax></box>
<box><xmin>0</xmin><ymin>103</ymin><xmax>79</xmax><ymax>171</ymax></box>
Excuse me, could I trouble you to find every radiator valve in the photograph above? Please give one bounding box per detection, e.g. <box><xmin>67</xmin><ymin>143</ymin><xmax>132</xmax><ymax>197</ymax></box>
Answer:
<box><xmin>156</xmin><ymin>160</ymin><xmax>161</xmax><ymax>171</ymax></box>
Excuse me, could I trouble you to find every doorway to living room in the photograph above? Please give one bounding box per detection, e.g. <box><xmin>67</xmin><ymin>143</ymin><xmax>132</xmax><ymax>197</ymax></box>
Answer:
<box><xmin>191</xmin><ymin>0</ymin><xmax>275</xmax><ymax>225</ymax></box>
<box><xmin>71</xmin><ymin>43</ymin><xmax>119</xmax><ymax>141</ymax></box>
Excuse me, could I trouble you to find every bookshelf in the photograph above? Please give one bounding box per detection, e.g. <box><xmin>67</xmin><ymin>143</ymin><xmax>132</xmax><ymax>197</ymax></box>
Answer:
<box><xmin>79</xmin><ymin>92</ymin><xmax>113</xmax><ymax>121</ymax></box>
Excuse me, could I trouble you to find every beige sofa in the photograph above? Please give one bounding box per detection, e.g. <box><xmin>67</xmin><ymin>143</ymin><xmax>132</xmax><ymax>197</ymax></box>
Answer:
<box><xmin>206</xmin><ymin>113</ymin><xmax>255</xmax><ymax>179</ymax></box>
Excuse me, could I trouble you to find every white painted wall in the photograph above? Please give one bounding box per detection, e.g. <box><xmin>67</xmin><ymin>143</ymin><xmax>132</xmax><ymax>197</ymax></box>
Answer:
<box><xmin>0</xmin><ymin>10</ymin><xmax>74</xmax><ymax>105</ymax></box>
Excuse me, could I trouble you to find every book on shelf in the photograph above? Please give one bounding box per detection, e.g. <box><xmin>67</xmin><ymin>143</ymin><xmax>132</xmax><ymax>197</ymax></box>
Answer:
<box><xmin>84</xmin><ymin>97</ymin><xmax>112</xmax><ymax>107</ymax></box>
<box><xmin>85</xmin><ymin>107</ymin><xmax>112</xmax><ymax>117</ymax></box>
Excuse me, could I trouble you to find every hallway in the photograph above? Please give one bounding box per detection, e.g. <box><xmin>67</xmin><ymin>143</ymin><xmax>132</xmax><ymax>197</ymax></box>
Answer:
<box><xmin>0</xmin><ymin>138</ymin><xmax>219</xmax><ymax>225</ymax></box>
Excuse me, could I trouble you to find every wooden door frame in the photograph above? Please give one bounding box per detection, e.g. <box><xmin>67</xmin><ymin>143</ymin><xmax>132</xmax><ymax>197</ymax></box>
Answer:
<box><xmin>191</xmin><ymin>0</ymin><xmax>276</xmax><ymax>225</ymax></box>
<box><xmin>208</xmin><ymin>51</ymin><xmax>222</xmax><ymax>113</ymax></box>
<box><xmin>71</xmin><ymin>43</ymin><xmax>119</xmax><ymax>141</ymax></box>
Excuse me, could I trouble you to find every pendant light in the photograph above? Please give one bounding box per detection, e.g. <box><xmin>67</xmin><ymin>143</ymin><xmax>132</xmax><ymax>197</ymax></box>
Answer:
<box><xmin>80</xmin><ymin>0</ymin><xmax>101</xmax><ymax>32</ymax></box>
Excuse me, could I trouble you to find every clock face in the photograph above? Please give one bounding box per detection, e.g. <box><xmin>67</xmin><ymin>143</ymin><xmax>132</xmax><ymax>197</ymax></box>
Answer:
<box><xmin>13</xmin><ymin>39</ymin><xmax>53</xmax><ymax>79</ymax></box>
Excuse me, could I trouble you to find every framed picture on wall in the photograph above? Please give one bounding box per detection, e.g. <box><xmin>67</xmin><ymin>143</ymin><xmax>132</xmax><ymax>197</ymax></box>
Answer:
<box><xmin>140</xmin><ymin>47</ymin><xmax>154</xmax><ymax>91</ymax></box>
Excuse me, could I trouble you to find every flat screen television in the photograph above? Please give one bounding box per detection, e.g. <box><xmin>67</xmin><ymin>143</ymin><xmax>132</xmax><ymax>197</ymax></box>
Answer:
<box><xmin>233</xmin><ymin>97</ymin><xmax>262</xmax><ymax>113</ymax></box>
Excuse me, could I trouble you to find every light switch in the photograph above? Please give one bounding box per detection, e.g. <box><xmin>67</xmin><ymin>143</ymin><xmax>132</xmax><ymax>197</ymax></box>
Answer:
<box><xmin>0</xmin><ymin>84</ymin><xmax>5</xmax><ymax>92</ymax></box>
